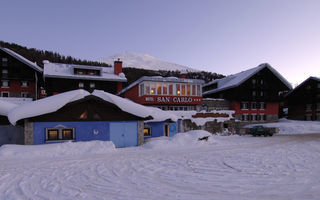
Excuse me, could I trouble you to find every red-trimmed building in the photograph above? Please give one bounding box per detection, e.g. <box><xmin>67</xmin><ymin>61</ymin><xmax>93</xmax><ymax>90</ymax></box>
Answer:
<box><xmin>118</xmin><ymin>76</ymin><xmax>204</xmax><ymax>111</ymax></box>
<box><xmin>203</xmin><ymin>63</ymin><xmax>292</xmax><ymax>122</ymax></box>
<box><xmin>285</xmin><ymin>77</ymin><xmax>320</xmax><ymax>121</ymax></box>
<box><xmin>0</xmin><ymin>47</ymin><xmax>43</xmax><ymax>102</ymax></box>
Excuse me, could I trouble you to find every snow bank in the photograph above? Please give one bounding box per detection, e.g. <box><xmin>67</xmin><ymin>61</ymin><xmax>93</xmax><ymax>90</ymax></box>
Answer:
<box><xmin>0</xmin><ymin>140</ymin><xmax>115</xmax><ymax>158</ymax></box>
<box><xmin>143</xmin><ymin>130</ymin><xmax>213</xmax><ymax>149</ymax></box>
<box><xmin>245</xmin><ymin>118</ymin><xmax>320</xmax><ymax>134</ymax></box>
<box><xmin>8</xmin><ymin>89</ymin><xmax>90</xmax><ymax>125</ymax></box>
<box><xmin>93</xmin><ymin>90</ymin><xmax>178</xmax><ymax>122</ymax></box>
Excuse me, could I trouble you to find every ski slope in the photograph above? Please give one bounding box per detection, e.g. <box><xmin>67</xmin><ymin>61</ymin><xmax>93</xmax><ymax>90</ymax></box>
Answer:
<box><xmin>1</xmin><ymin>128</ymin><xmax>320</xmax><ymax>200</ymax></box>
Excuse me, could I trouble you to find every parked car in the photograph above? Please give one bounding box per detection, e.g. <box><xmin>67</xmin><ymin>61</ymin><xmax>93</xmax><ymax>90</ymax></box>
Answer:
<box><xmin>240</xmin><ymin>126</ymin><xmax>278</xmax><ymax>137</ymax></box>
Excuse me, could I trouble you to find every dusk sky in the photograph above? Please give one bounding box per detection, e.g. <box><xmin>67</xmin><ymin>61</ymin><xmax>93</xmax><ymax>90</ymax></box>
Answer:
<box><xmin>1</xmin><ymin>0</ymin><xmax>319</xmax><ymax>86</ymax></box>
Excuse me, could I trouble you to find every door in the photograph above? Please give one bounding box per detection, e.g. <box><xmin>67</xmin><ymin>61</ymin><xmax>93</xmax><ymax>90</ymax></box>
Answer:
<box><xmin>110</xmin><ymin>122</ymin><xmax>138</xmax><ymax>148</ymax></box>
<box><xmin>164</xmin><ymin>124</ymin><xmax>169</xmax><ymax>137</ymax></box>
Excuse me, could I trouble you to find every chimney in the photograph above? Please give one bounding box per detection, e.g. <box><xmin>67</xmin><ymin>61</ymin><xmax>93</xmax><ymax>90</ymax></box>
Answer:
<box><xmin>180</xmin><ymin>70</ymin><xmax>187</xmax><ymax>79</ymax></box>
<box><xmin>114</xmin><ymin>58</ymin><xmax>122</xmax><ymax>75</ymax></box>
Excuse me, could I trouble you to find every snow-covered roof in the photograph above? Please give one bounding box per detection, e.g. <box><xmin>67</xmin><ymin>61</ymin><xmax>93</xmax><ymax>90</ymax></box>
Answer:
<box><xmin>92</xmin><ymin>90</ymin><xmax>178</xmax><ymax>122</ymax></box>
<box><xmin>8</xmin><ymin>89</ymin><xmax>178</xmax><ymax>125</ymax></box>
<box><xmin>203</xmin><ymin>63</ymin><xmax>292</xmax><ymax>96</ymax></box>
<box><xmin>43</xmin><ymin>61</ymin><xmax>127</xmax><ymax>82</ymax></box>
<box><xmin>0</xmin><ymin>47</ymin><xmax>43</xmax><ymax>72</ymax></box>
<box><xmin>0</xmin><ymin>100</ymin><xmax>18</xmax><ymax>116</ymax></box>
<box><xmin>118</xmin><ymin>76</ymin><xmax>204</xmax><ymax>95</ymax></box>
<box><xmin>285</xmin><ymin>76</ymin><xmax>320</xmax><ymax>97</ymax></box>
<box><xmin>8</xmin><ymin>89</ymin><xmax>91</xmax><ymax>125</ymax></box>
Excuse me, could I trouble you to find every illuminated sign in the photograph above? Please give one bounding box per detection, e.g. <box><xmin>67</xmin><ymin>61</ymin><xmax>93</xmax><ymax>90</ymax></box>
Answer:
<box><xmin>143</xmin><ymin>96</ymin><xmax>202</xmax><ymax>104</ymax></box>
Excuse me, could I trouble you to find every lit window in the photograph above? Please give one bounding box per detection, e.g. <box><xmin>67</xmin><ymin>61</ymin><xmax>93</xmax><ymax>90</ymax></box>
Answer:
<box><xmin>163</xmin><ymin>84</ymin><xmax>168</xmax><ymax>95</ymax></box>
<box><xmin>151</xmin><ymin>82</ymin><xmax>156</xmax><ymax>95</ymax></box>
<box><xmin>176</xmin><ymin>84</ymin><xmax>180</xmax><ymax>95</ymax></box>
<box><xmin>181</xmin><ymin>84</ymin><xmax>186</xmax><ymax>95</ymax></box>
<box><xmin>46</xmin><ymin>127</ymin><xmax>75</xmax><ymax>141</ymax></box>
<box><xmin>192</xmin><ymin>85</ymin><xmax>196</xmax><ymax>96</ymax></box>
<box><xmin>187</xmin><ymin>84</ymin><xmax>191</xmax><ymax>96</ymax></box>
<box><xmin>1</xmin><ymin>80</ymin><xmax>9</xmax><ymax>88</ymax></box>
<box><xmin>78</xmin><ymin>82</ymin><xmax>84</xmax><ymax>88</ymax></box>
<box><xmin>90</xmin><ymin>82</ymin><xmax>95</xmax><ymax>88</ymax></box>
<box><xmin>144</xmin><ymin>126</ymin><xmax>152</xmax><ymax>137</ymax></box>
<box><xmin>157</xmin><ymin>83</ymin><xmax>162</xmax><ymax>95</ymax></box>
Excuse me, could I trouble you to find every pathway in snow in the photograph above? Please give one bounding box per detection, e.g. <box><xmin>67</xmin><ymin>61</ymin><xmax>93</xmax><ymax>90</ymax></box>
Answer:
<box><xmin>1</xmin><ymin>134</ymin><xmax>320</xmax><ymax>200</ymax></box>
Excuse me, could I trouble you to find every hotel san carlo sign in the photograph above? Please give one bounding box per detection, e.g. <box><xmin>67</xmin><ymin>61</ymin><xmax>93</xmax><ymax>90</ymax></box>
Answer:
<box><xmin>144</xmin><ymin>96</ymin><xmax>202</xmax><ymax>104</ymax></box>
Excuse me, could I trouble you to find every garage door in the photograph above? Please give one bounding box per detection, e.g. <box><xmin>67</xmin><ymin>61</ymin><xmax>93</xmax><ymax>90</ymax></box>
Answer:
<box><xmin>109</xmin><ymin>122</ymin><xmax>138</xmax><ymax>148</ymax></box>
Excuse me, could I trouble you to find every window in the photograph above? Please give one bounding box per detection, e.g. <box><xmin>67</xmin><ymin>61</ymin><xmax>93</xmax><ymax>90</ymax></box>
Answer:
<box><xmin>21</xmin><ymin>92</ymin><xmax>28</xmax><ymax>98</ymax></box>
<box><xmin>187</xmin><ymin>84</ymin><xmax>191</xmax><ymax>96</ymax></box>
<box><xmin>305</xmin><ymin>114</ymin><xmax>312</xmax><ymax>121</ymax></box>
<box><xmin>169</xmin><ymin>84</ymin><xmax>173</xmax><ymax>95</ymax></box>
<box><xmin>260</xmin><ymin>102</ymin><xmax>266</xmax><ymax>110</ymax></box>
<box><xmin>242</xmin><ymin>114</ymin><xmax>248</xmax><ymax>121</ymax></box>
<box><xmin>2</xmin><ymin>69</ymin><xmax>8</xmax><ymax>75</ymax></box>
<box><xmin>139</xmin><ymin>83</ymin><xmax>144</xmax><ymax>96</ymax></box>
<box><xmin>241</xmin><ymin>102</ymin><xmax>249</xmax><ymax>110</ymax></box>
<box><xmin>192</xmin><ymin>85</ymin><xmax>196</xmax><ymax>96</ymax></box>
<box><xmin>251</xmin><ymin>102</ymin><xmax>257</xmax><ymax>109</ymax></box>
<box><xmin>252</xmin><ymin>114</ymin><xmax>257</xmax><ymax>121</ymax></box>
<box><xmin>306</xmin><ymin>104</ymin><xmax>312</xmax><ymax>111</ymax></box>
<box><xmin>317</xmin><ymin>103</ymin><xmax>320</xmax><ymax>111</ymax></box>
<box><xmin>181</xmin><ymin>84</ymin><xmax>186</xmax><ymax>95</ymax></box>
<box><xmin>2</xmin><ymin>58</ymin><xmax>8</xmax><ymax>67</ymax></box>
<box><xmin>317</xmin><ymin>114</ymin><xmax>320</xmax><ymax>121</ymax></box>
<box><xmin>78</xmin><ymin>82</ymin><xmax>84</xmax><ymax>88</ymax></box>
<box><xmin>1</xmin><ymin>92</ymin><xmax>9</xmax><ymax>97</ymax></box>
<box><xmin>90</xmin><ymin>82</ymin><xmax>95</xmax><ymax>88</ymax></box>
<box><xmin>163</xmin><ymin>83</ymin><xmax>168</xmax><ymax>95</ymax></box>
<box><xmin>252</xmin><ymin>79</ymin><xmax>256</xmax><ymax>84</ymax></box>
<box><xmin>145</xmin><ymin>82</ymin><xmax>150</xmax><ymax>95</ymax></box>
<box><xmin>46</xmin><ymin>127</ymin><xmax>75</xmax><ymax>141</ymax></box>
<box><xmin>144</xmin><ymin>126</ymin><xmax>152</xmax><ymax>137</ymax></box>
<box><xmin>176</xmin><ymin>84</ymin><xmax>180</xmax><ymax>95</ymax></box>
<box><xmin>21</xmin><ymin>81</ymin><xmax>28</xmax><ymax>87</ymax></box>
<box><xmin>260</xmin><ymin>79</ymin><xmax>264</xmax><ymax>85</ymax></box>
<box><xmin>1</xmin><ymin>80</ymin><xmax>9</xmax><ymax>88</ymax></box>
<box><xmin>318</xmin><ymin>83</ymin><xmax>320</xmax><ymax>88</ymax></box>
<box><xmin>256</xmin><ymin>115</ymin><xmax>261</xmax><ymax>121</ymax></box>
<box><xmin>150</xmin><ymin>82</ymin><xmax>156</xmax><ymax>95</ymax></box>
<box><xmin>196</xmin><ymin>85</ymin><xmax>201</xmax><ymax>96</ymax></box>
<box><xmin>252</xmin><ymin>91</ymin><xmax>256</xmax><ymax>96</ymax></box>
<box><xmin>260</xmin><ymin>91</ymin><xmax>264</xmax><ymax>97</ymax></box>
<box><xmin>260</xmin><ymin>114</ymin><xmax>266</xmax><ymax>121</ymax></box>
<box><xmin>157</xmin><ymin>83</ymin><xmax>162</xmax><ymax>95</ymax></box>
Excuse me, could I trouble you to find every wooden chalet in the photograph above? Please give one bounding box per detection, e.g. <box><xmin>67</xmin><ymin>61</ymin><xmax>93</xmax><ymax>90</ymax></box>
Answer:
<box><xmin>285</xmin><ymin>77</ymin><xmax>320</xmax><ymax>121</ymax></box>
<box><xmin>43</xmin><ymin>60</ymin><xmax>126</xmax><ymax>96</ymax></box>
<box><xmin>0</xmin><ymin>47</ymin><xmax>43</xmax><ymax>100</ymax></box>
<box><xmin>203</xmin><ymin>63</ymin><xmax>292</xmax><ymax>122</ymax></box>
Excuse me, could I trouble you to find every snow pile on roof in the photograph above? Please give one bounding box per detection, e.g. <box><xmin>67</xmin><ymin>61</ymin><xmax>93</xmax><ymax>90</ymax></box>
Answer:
<box><xmin>43</xmin><ymin>62</ymin><xmax>127</xmax><ymax>82</ymax></box>
<box><xmin>0</xmin><ymin>140</ymin><xmax>115</xmax><ymax>159</ymax></box>
<box><xmin>0</xmin><ymin>97</ymin><xmax>32</xmax><ymax>105</ymax></box>
<box><xmin>143</xmin><ymin>130</ymin><xmax>213</xmax><ymax>149</ymax></box>
<box><xmin>0</xmin><ymin>100</ymin><xmax>18</xmax><ymax>116</ymax></box>
<box><xmin>245</xmin><ymin>118</ymin><xmax>320</xmax><ymax>134</ymax></box>
<box><xmin>0</xmin><ymin>47</ymin><xmax>43</xmax><ymax>72</ymax></box>
<box><xmin>203</xmin><ymin>63</ymin><xmax>292</xmax><ymax>95</ymax></box>
<box><xmin>93</xmin><ymin>90</ymin><xmax>178</xmax><ymax>122</ymax></box>
<box><xmin>8</xmin><ymin>89</ymin><xmax>90</xmax><ymax>125</ymax></box>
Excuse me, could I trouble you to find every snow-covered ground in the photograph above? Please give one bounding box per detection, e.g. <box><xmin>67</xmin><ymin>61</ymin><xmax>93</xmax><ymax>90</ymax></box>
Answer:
<box><xmin>1</xmin><ymin>120</ymin><xmax>320</xmax><ymax>200</ymax></box>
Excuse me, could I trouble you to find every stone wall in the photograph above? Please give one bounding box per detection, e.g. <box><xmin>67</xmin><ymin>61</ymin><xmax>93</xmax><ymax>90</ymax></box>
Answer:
<box><xmin>24</xmin><ymin>121</ymin><xmax>34</xmax><ymax>145</ymax></box>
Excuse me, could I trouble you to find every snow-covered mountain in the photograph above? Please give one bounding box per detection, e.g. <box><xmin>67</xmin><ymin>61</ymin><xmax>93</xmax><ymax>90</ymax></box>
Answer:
<box><xmin>103</xmin><ymin>52</ymin><xmax>198</xmax><ymax>72</ymax></box>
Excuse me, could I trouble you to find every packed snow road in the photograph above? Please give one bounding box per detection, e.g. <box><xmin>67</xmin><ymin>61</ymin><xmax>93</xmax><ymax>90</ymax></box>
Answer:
<box><xmin>1</xmin><ymin>133</ymin><xmax>320</xmax><ymax>200</ymax></box>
